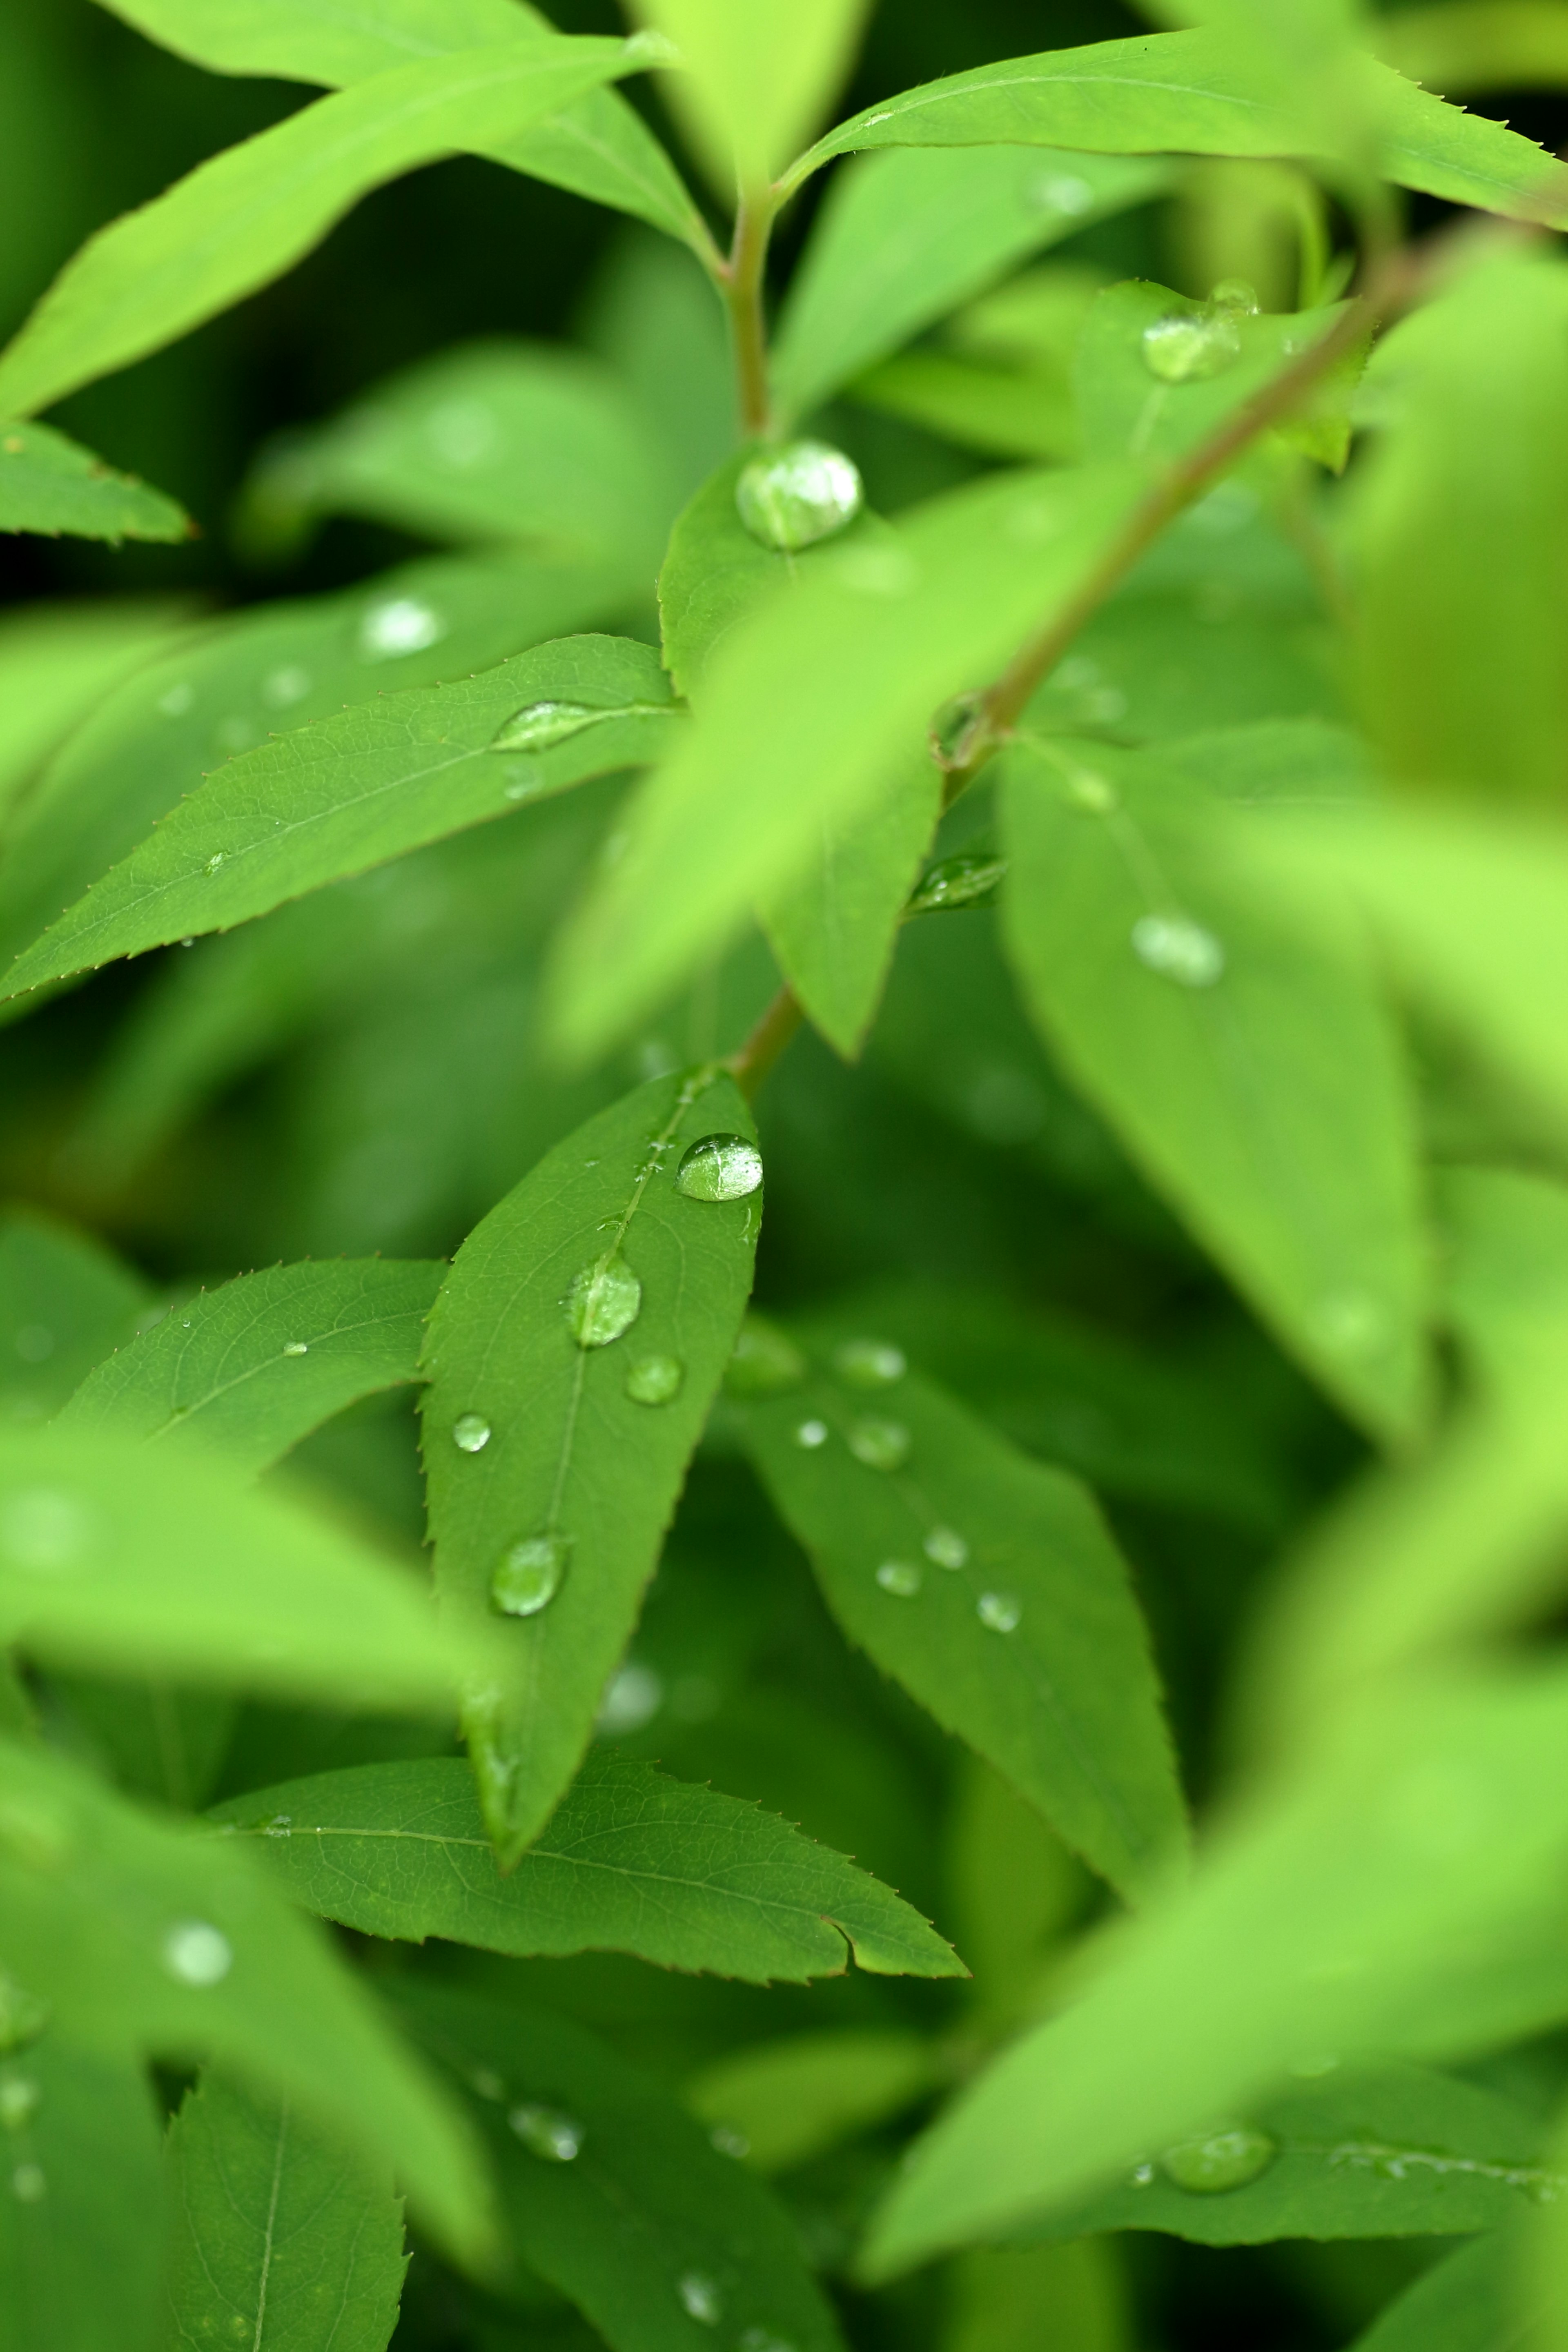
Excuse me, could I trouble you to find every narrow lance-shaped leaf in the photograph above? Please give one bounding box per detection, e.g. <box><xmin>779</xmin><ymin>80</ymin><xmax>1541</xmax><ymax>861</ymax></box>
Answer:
<box><xmin>0</xmin><ymin>1735</ymin><xmax>493</xmax><ymax>2265</ymax></box>
<box><xmin>634</xmin><ymin>0</ymin><xmax>868</xmax><ymax>192</ymax></box>
<box><xmin>1348</xmin><ymin>2236</ymin><xmax>1523</xmax><ymax>2352</ymax></box>
<box><xmin>209</xmin><ymin>1753</ymin><xmax>963</xmax><ymax>1983</ymax></box>
<box><xmin>421</xmin><ymin>1069</ymin><xmax>760</xmax><ymax>1866</ymax></box>
<box><xmin>732</xmin><ymin>1331</ymin><xmax>1187</xmax><ymax>1907</ymax></box>
<box><xmin>398</xmin><ymin>1982</ymin><xmax>848</xmax><ymax>2352</ymax></box>
<box><xmin>1000</xmin><ymin>738</ymin><xmax>1430</xmax><ymax>1444</ymax></box>
<box><xmin>0</xmin><ymin>1208</ymin><xmax>152</xmax><ymax>1422</ymax></box>
<box><xmin>0</xmin><ymin>37</ymin><xmax>646</xmax><ymax>421</ymax></box>
<box><xmin>60</xmin><ymin>1258</ymin><xmax>444</xmax><ymax>1475</ymax></box>
<box><xmin>685</xmin><ymin>2029</ymin><xmax>940</xmax><ymax>2173</ymax></box>
<box><xmin>165</xmin><ymin>2069</ymin><xmax>407</xmax><ymax>2352</ymax></box>
<box><xmin>1</xmin><ymin>637</ymin><xmax>681</xmax><ymax>1000</ymax></box>
<box><xmin>0</xmin><ymin>599</ymin><xmax>196</xmax><ymax>832</ymax></box>
<box><xmin>0</xmin><ymin>422</ymin><xmax>189</xmax><ymax>545</ymax></box>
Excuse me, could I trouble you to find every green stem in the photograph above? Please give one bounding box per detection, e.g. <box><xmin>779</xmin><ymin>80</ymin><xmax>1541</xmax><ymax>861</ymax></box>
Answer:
<box><xmin>722</xmin><ymin>192</ymin><xmax>776</xmax><ymax>439</ymax></box>
<box><xmin>727</xmin><ymin>983</ymin><xmax>804</xmax><ymax>1102</ymax></box>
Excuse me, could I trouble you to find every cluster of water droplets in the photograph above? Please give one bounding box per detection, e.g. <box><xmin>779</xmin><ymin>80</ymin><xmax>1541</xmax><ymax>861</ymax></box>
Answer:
<box><xmin>735</xmin><ymin>441</ymin><xmax>864</xmax><ymax>552</ymax></box>
<box><xmin>1140</xmin><ymin>281</ymin><xmax>1260</xmax><ymax>386</ymax></box>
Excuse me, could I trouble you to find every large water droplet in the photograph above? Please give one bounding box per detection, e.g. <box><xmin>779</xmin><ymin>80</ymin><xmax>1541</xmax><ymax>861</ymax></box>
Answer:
<box><xmin>566</xmin><ymin>1254</ymin><xmax>642</xmax><ymax>1347</ymax></box>
<box><xmin>736</xmin><ymin>441</ymin><xmax>864</xmax><ymax>552</ymax></box>
<box><xmin>0</xmin><ymin>1976</ymin><xmax>46</xmax><ymax>2060</ymax></box>
<box><xmin>833</xmin><ymin>1338</ymin><xmax>906</xmax><ymax>1389</ymax></box>
<box><xmin>924</xmin><ymin>1526</ymin><xmax>969</xmax><ymax>1571</ymax></box>
<box><xmin>626</xmin><ymin>1353</ymin><xmax>683</xmax><ymax>1405</ymax></box>
<box><xmin>11</xmin><ymin>2162</ymin><xmax>45</xmax><ymax>2203</ymax></box>
<box><xmin>1131</xmin><ymin>914</ymin><xmax>1225</xmax><ymax>989</ymax></box>
<box><xmin>204</xmin><ymin>852</ymin><xmax>225</xmax><ymax>877</ymax></box>
<box><xmin>163</xmin><ymin>1920</ymin><xmax>233</xmax><ymax>1987</ymax></box>
<box><xmin>678</xmin><ymin>2272</ymin><xmax>723</xmax><ymax>2325</ymax></box>
<box><xmin>906</xmin><ymin>852</ymin><xmax>1008</xmax><ymax>917</ymax></box>
<box><xmin>491</xmin><ymin>1535</ymin><xmax>570</xmax><ymax>1619</ymax></box>
<box><xmin>358</xmin><ymin>595</ymin><xmax>445</xmax><ymax>661</ymax></box>
<box><xmin>1158</xmin><ymin>2124</ymin><xmax>1276</xmax><ymax>2194</ymax></box>
<box><xmin>1211</xmin><ymin>278</ymin><xmax>1260</xmax><ymax>316</ymax></box>
<box><xmin>976</xmin><ymin>1591</ymin><xmax>1022</xmax><ymax>1634</ymax></box>
<box><xmin>509</xmin><ymin>2103</ymin><xmax>583</xmax><ymax>2161</ymax></box>
<box><xmin>875</xmin><ymin>1559</ymin><xmax>923</xmax><ymax>1598</ymax></box>
<box><xmin>848</xmin><ymin>1417</ymin><xmax>911</xmax><ymax>1472</ymax></box>
<box><xmin>0</xmin><ymin>1488</ymin><xmax>94</xmax><ymax>1575</ymax></box>
<box><xmin>1141</xmin><ymin>310</ymin><xmax>1242</xmax><ymax>384</ymax></box>
<box><xmin>793</xmin><ymin>1418</ymin><xmax>829</xmax><ymax>1450</ymax></box>
<box><xmin>724</xmin><ymin>1317</ymin><xmax>806</xmax><ymax>1398</ymax></box>
<box><xmin>453</xmin><ymin>1412</ymin><xmax>491</xmax><ymax>1454</ymax></box>
<box><xmin>490</xmin><ymin>697</ymin><xmax>669</xmax><ymax>754</ymax></box>
<box><xmin>676</xmin><ymin>1135</ymin><xmax>763</xmax><ymax>1203</ymax></box>
<box><xmin>0</xmin><ymin>2076</ymin><xmax>40</xmax><ymax>2132</ymax></box>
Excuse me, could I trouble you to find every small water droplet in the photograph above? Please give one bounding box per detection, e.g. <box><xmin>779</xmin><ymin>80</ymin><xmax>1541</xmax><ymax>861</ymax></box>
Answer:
<box><xmin>491</xmin><ymin>697</ymin><xmax>668</xmax><ymax>755</ymax></box>
<box><xmin>204</xmin><ymin>852</ymin><xmax>225</xmax><ymax>876</ymax></box>
<box><xmin>1211</xmin><ymin>277</ymin><xmax>1260</xmax><ymax>316</ymax></box>
<box><xmin>281</xmin><ymin>1340</ymin><xmax>307</xmax><ymax>1356</ymax></box>
<box><xmin>260</xmin><ymin>664</ymin><xmax>312</xmax><ymax>708</ymax></box>
<box><xmin>626</xmin><ymin>1353</ymin><xmax>683</xmax><ymax>1405</ymax></box>
<box><xmin>847</xmin><ymin>1417</ymin><xmax>911</xmax><ymax>1472</ymax></box>
<box><xmin>1131</xmin><ymin>914</ymin><xmax>1225</xmax><ymax>988</ymax></box>
<box><xmin>491</xmin><ymin>1535</ymin><xmax>570</xmax><ymax>1619</ymax></box>
<box><xmin>833</xmin><ymin>1337</ymin><xmax>906</xmax><ymax>1388</ymax></box>
<box><xmin>499</xmin><ymin>757</ymin><xmax>542</xmax><ymax>800</ymax></box>
<box><xmin>1158</xmin><ymin>2125</ymin><xmax>1276</xmax><ymax>2194</ymax></box>
<box><xmin>1065</xmin><ymin>768</ymin><xmax>1118</xmax><ymax>814</ymax></box>
<box><xmin>426</xmin><ymin>397</ymin><xmax>498</xmax><ymax>468</ymax></box>
<box><xmin>1035</xmin><ymin>172</ymin><xmax>1094</xmax><ymax>214</ymax></box>
<box><xmin>923</xmin><ymin>1526</ymin><xmax>969</xmax><ymax>1570</ymax></box>
<box><xmin>678</xmin><ymin>2271</ymin><xmax>723</xmax><ymax>2325</ymax></box>
<box><xmin>0</xmin><ymin>1975</ymin><xmax>47</xmax><ymax>2058</ymax></box>
<box><xmin>736</xmin><ymin>439</ymin><xmax>864</xmax><ymax>552</ymax></box>
<box><xmin>793</xmin><ymin>1418</ymin><xmax>829</xmax><ymax>1450</ymax></box>
<box><xmin>509</xmin><ymin>2103</ymin><xmax>583</xmax><ymax>2161</ymax></box>
<box><xmin>0</xmin><ymin>1488</ymin><xmax>94</xmax><ymax>1576</ymax></box>
<box><xmin>11</xmin><ymin>2162</ymin><xmax>45</xmax><ymax>2203</ymax></box>
<box><xmin>1128</xmin><ymin>2160</ymin><xmax>1156</xmax><ymax>2187</ymax></box>
<box><xmin>929</xmin><ymin>691</ymin><xmax>988</xmax><ymax>770</ymax></box>
<box><xmin>452</xmin><ymin>1412</ymin><xmax>492</xmax><ymax>1454</ymax></box>
<box><xmin>1141</xmin><ymin>311</ymin><xmax>1241</xmax><ymax>384</ymax></box>
<box><xmin>566</xmin><ymin>1254</ymin><xmax>642</xmax><ymax>1347</ymax></box>
<box><xmin>358</xmin><ymin>595</ymin><xmax>445</xmax><ymax>660</ymax></box>
<box><xmin>875</xmin><ymin>1559</ymin><xmax>923</xmax><ymax>1597</ymax></box>
<box><xmin>0</xmin><ymin>2076</ymin><xmax>40</xmax><ymax>2132</ymax></box>
<box><xmin>262</xmin><ymin>1814</ymin><xmax>292</xmax><ymax>1839</ymax></box>
<box><xmin>725</xmin><ymin>1317</ymin><xmax>806</xmax><ymax>1398</ymax></box>
<box><xmin>597</xmin><ymin>1661</ymin><xmax>664</xmax><ymax>1734</ymax></box>
<box><xmin>977</xmin><ymin>1591</ymin><xmax>1021</xmax><ymax>1633</ymax></box>
<box><xmin>907</xmin><ymin>851</ymin><xmax>1008</xmax><ymax>916</ymax></box>
<box><xmin>676</xmin><ymin>1134</ymin><xmax>763</xmax><ymax>1203</ymax></box>
<box><xmin>157</xmin><ymin>682</ymin><xmax>195</xmax><ymax>717</ymax></box>
<box><xmin>710</xmin><ymin>2123</ymin><xmax>749</xmax><ymax>2159</ymax></box>
<box><xmin>163</xmin><ymin>1920</ymin><xmax>233</xmax><ymax>1987</ymax></box>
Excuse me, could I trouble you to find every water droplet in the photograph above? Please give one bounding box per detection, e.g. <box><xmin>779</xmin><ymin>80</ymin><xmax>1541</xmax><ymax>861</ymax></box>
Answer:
<box><xmin>626</xmin><ymin>1353</ymin><xmax>683</xmax><ymax>1405</ymax></box>
<box><xmin>736</xmin><ymin>439</ymin><xmax>864</xmax><ymax>551</ymax></box>
<box><xmin>875</xmin><ymin>1559</ymin><xmax>923</xmax><ymax>1597</ymax></box>
<box><xmin>281</xmin><ymin>1340</ymin><xmax>308</xmax><ymax>1356</ymax></box>
<box><xmin>678</xmin><ymin>2271</ymin><xmax>723</xmax><ymax>2325</ymax></box>
<box><xmin>847</xmin><ymin>1417</ymin><xmax>911</xmax><ymax>1472</ymax></box>
<box><xmin>263</xmin><ymin>1815</ymin><xmax>292</xmax><ymax>1839</ymax></box>
<box><xmin>163</xmin><ymin>1920</ymin><xmax>233</xmax><ymax>1987</ymax></box>
<box><xmin>491</xmin><ymin>1535</ymin><xmax>570</xmax><ymax>1619</ymax></box>
<box><xmin>793</xmin><ymin>1419</ymin><xmax>829</xmax><ymax>1450</ymax></box>
<box><xmin>1211</xmin><ymin>277</ymin><xmax>1261</xmax><ymax>316</ymax></box>
<box><xmin>0</xmin><ymin>2075</ymin><xmax>38</xmax><ymax>2135</ymax></box>
<box><xmin>490</xmin><ymin>697</ymin><xmax>667</xmax><ymax>755</ymax></box>
<box><xmin>923</xmin><ymin>1526</ymin><xmax>969</xmax><ymax>1570</ymax></box>
<box><xmin>739</xmin><ymin>2330</ymin><xmax>795</xmax><ymax>2352</ymax></box>
<box><xmin>158</xmin><ymin>682</ymin><xmax>195</xmax><ymax>718</ymax></box>
<box><xmin>1035</xmin><ymin>172</ymin><xmax>1094</xmax><ymax>214</ymax></box>
<box><xmin>597</xmin><ymin>1661</ymin><xmax>664</xmax><ymax>1734</ymax></box>
<box><xmin>509</xmin><ymin>2103</ymin><xmax>583</xmax><ymax>2161</ymax></box>
<box><xmin>1131</xmin><ymin>914</ymin><xmax>1225</xmax><ymax>988</ymax></box>
<box><xmin>11</xmin><ymin>2162</ymin><xmax>44</xmax><ymax>2203</ymax></box>
<box><xmin>566</xmin><ymin>1254</ymin><xmax>642</xmax><ymax>1347</ymax></box>
<box><xmin>977</xmin><ymin>1591</ymin><xmax>1022</xmax><ymax>1633</ymax></box>
<box><xmin>358</xmin><ymin>595</ymin><xmax>445</xmax><ymax>661</ymax></box>
<box><xmin>261</xmin><ymin>664</ymin><xmax>312</xmax><ymax>708</ymax></box>
<box><xmin>1141</xmin><ymin>311</ymin><xmax>1241</xmax><ymax>384</ymax></box>
<box><xmin>1158</xmin><ymin>2124</ymin><xmax>1276</xmax><ymax>2194</ymax></box>
<box><xmin>907</xmin><ymin>852</ymin><xmax>1008</xmax><ymax>916</ymax></box>
<box><xmin>833</xmin><ymin>1338</ymin><xmax>906</xmax><ymax>1388</ymax></box>
<box><xmin>0</xmin><ymin>1976</ymin><xmax>47</xmax><ymax>2057</ymax></box>
<box><xmin>676</xmin><ymin>1134</ymin><xmax>763</xmax><ymax>1203</ymax></box>
<box><xmin>724</xmin><ymin>1317</ymin><xmax>806</xmax><ymax>1398</ymax></box>
<box><xmin>500</xmin><ymin>758</ymin><xmax>542</xmax><ymax>800</ymax></box>
<box><xmin>203</xmin><ymin>852</ymin><xmax>225</xmax><ymax>876</ymax></box>
<box><xmin>1065</xmin><ymin>768</ymin><xmax>1118</xmax><ymax>814</ymax></box>
<box><xmin>0</xmin><ymin>1488</ymin><xmax>94</xmax><ymax>1575</ymax></box>
<box><xmin>929</xmin><ymin>692</ymin><xmax>988</xmax><ymax>770</ymax></box>
<box><xmin>452</xmin><ymin>1412</ymin><xmax>492</xmax><ymax>1454</ymax></box>
<box><xmin>1128</xmin><ymin>2160</ymin><xmax>1156</xmax><ymax>2187</ymax></box>
<box><xmin>426</xmin><ymin>397</ymin><xmax>498</xmax><ymax>468</ymax></box>
<box><xmin>710</xmin><ymin>2123</ymin><xmax>749</xmax><ymax>2159</ymax></box>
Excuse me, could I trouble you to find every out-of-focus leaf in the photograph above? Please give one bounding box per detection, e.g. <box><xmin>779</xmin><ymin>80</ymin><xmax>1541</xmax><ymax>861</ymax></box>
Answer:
<box><xmin>771</xmin><ymin>147</ymin><xmax>1167</xmax><ymax>427</ymax></box>
<box><xmin>1001</xmin><ymin>739</ymin><xmax>1429</xmax><ymax>1442</ymax></box>
<box><xmin>0</xmin><ymin>1210</ymin><xmax>153</xmax><ymax>1427</ymax></box>
<box><xmin>1378</xmin><ymin>3</ymin><xmax>1568</xmax><ymax>94</ymax></box>
<box><xmin>0</xmin><ymin>637</ymin><xmax>680</xmax><ymax>999</ymax></box>
<box><xmin>398</xmin><ymin>1982</ymin><xmax>846</xmax><ymax>2352</ymax></box>
<box><xmin>849</xmin><ymin>347</ymin><xmax>1080</xmax><ymax>462</ymax></box>
<box><xmin>0</xmin><ymin>1425</ymin><xmax>476</xmax><ymax>1710</ymax></box>
<box><xmin>550</xmin><ymin>463</ymin><xmax>1146</xmax><ymax>1062</ymax></box>
<box><xmin>735</xmin><ymin>1341</ymin><xmax>1187</xmax><ymax>1906</ymax></box>
<box><xmin>0</xmin><ymin>1735</ymin><xmax>492</xmax><ymax>2266</ymax></box>
<box><xmin>50</xmin><ymin>1673</ymin><xmax>237</xmax><ymax>1812</ymax></box>
<box><xmin>0</xmin><ymin>601</ymin><xmax>194</xmax><ymax>833</ymax></box>
<box><xmin>165</xmin><ymin>2070</ymin><xmax>407</xmax><ymax>2352</ymax></box>
<box><xmin>1348</xmin><ymin>2236</ymin><xmax>1520</xmax><ymax>2352</ymax></box>
<box><xmin>210</xmin><ymin>1752</ymin><xmax>960</xmax><ymax>1980</ymax></box>
<box><xmin>685</xmin><ymin>2028</ymin><xmax>939</xmax><ymax>2172</ymax></box>
<box><xmin>944</xmin><ymin>2241</ymin><xmax>1132</xmax><ymax>2352</ymax></box>
<box><xmin>0</xmin><ymin>422</ymin><xmax>189</xmax><ymax>544</ymax></box>
<box><xmin>60</xmin><ymin>1258</ymin><xmax>443</xmax><ymax>1474</ymax></box>
<box><xmin>633</xmin><ymin>0</ymin><xmax>868</xmax><ymax>192</ymax></box>
<box><xmin>0</xmin><ymin>38</ymin><xmax>643</xmax><ymax>419</ymax></box>
<box><xmin>421</xmin><ymin>1069</ymin><xmax>758</xmax><ymax>1864</ymax></box>
<box><xmin>0</xmin><ymin>2031</ymin><xmax>164</xmax><ymax>2352</ymax></box>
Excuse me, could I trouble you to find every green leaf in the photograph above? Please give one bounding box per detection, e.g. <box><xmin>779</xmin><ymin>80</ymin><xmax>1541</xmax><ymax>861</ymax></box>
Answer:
<box><xmin>759</xmin><ymin>750</ymin><xmax>941</xmax><ymax>1059</ymax></box>
<box><xmin>421</xmin><ymin>1068</ymin><xmax>760</xmax><ymax>1864</ymax></box>
<box><xmin>0</xmin><ymin>597</ymin><xmax>194</xmax><ymax>831</ymax></box>
<box><xmin>49</xmin><ymin>1672</ymin><xmax>237</xmax><ymax>1811</ymax></box>
<box><xmin>781</xmin><ymin>28</ymin><xmax>1568</xmax><ymax>231</ymax></box>
<box><xmin>209</xmin><ymin>1751</ymin><xmax>961</xmax><ymax>1980</ymax></box>
<box><xmin>1000</xmin><ymin>738</ymin><xmax>1430</xmax><ymax>1444</ymax></box>
<box><xmin>771</xmin><ymin>147</ymin><xmax>1167</xmax><ymax>428</ymax></box>
<box><xmin>1019</xmin><ymin>2062</ymin><xmax>1557</xmax><ymax>2246</ymax></box>
<box><xmin>857</xmin><ymin>1663</ymin><xmax>1568</xmax><ymax>2278</ymax></box>
<box><xmin>0</xmin><ymin>38</ymin><xmax>643</xmax><ymax>420</ymax></box>
<box><xmin>0</xmin><ymin>2031</ymin><xmax>164</xmax><ymax>2352</ymax></box>
<box><xmin>0</xmin><ymin>637</ymin><xmax>681</xmax><ymax>999</ymax></box>
<box><xmin>59</xmin><ymin>1258</ymin><xmax>443</xmax><ymax>1474</ymax></box>
<box><xmin>0</xmin><ymin>422</ymin><xmax>189</xmax><ymax>544</ymax></box>
<box><xmin>684</xmin><ymin>2027</ymin><xmax>939</xmax><ymax>2172</ymax></box>
<box><xmin>397</xmin><ymin>1980</ymin><xmax>847</xmax><ymax>2352</ymax></box>
<box><xmin>165</xmin><ymin>2069</ymin><xmax>408</xmax><ymax>2352</ymax></box>
<box><xmin>1352</xmin><ymin>252</ymin><xmax>1568</xmax><ymax>808</ymax></box>
<box><xmin>945</xmin><ymin>2242</ymin><xmax>1133</xmax><ymax>2352</ymax></box>
<box><xmin>0</xmin><ymin>1208</ymin><xmax>152</xmax><ymax>1425</ymax></box>
<box><xmin>733</xmin><ymin>1342</ymin><xmax>1187</xmax><ymax>1907</ymax></box>
<box><xmin>1350</xmin><ymin>2237</ymin><xmax>1521</xmax><ymax>2352</ymax></box>
<box><xmin>0</xmin><ymin>1424</ymin><xmax>477</xmax><ymax>1710</ymax></box>
<box><xmin>849</xmin><ymin>347</ymin><xmax>1081</xmax><ymax>463</ymax></box>
<box><xmin>97</xmin><ymin>0</ymin><xmax>707</xmax><ymax>248</ymax></box>
<box><xmin>634</xmin><ymin>0</ymin><xmax>868</xmax><ymax>192</ymax></box>
<box><xmin>0</xmin><ymin>548</ymin><xmax>627</xmax><ymax>979</ymax></box>
<box><xmin>1379</xmin><ymin>3</ymin><xmax>1568</xmax><ymax>96</ymax></box>
<box><xmin>550</xmin><ymin>461</ymin><xmax>1146</xmax><ymax>1062</ymax></box>
<box><xmin>0</xmin><ymin>1734</ymin><xmax>492</xmax><ymax>2265</ymax></box>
